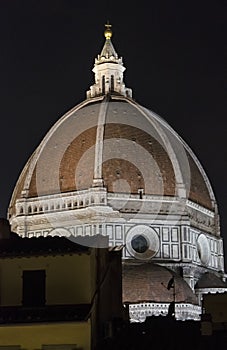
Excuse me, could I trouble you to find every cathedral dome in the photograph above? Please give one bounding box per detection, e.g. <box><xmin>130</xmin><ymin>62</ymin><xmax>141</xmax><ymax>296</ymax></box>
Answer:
<box><xmin>7</xmin><ymin>24</ymin><xmax>226</xmax><ymax>323</ymax></box>
<box><xmin>8</xmin><ymin>24</ymin><xmax>219</xmax><ymax>241</ymax></box>
<box><xmin>9</xmin><ymin>89</ymin><xmax>216</xmax><ymax>218</ymax></box>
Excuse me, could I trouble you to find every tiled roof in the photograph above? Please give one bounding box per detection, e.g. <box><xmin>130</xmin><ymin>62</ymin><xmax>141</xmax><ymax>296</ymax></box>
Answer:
<box><xmin>0</xmin><ymin>235</ymin><xmax>108</xmax><ymax>258</ymax></box>
<box><xmin>195</xmin><ymin>272</ymin><xmax>227</xmax><ymax>289</ymax></box>
<box><xmin>123</xmin><ymin>262</ymin><xmax>198</xmax><ymax>305</ymax></box>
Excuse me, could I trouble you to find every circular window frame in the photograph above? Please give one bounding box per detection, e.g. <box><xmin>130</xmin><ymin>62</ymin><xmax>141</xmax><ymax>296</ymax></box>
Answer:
<box><xmin>197</xmin><ymin>234</ymin><xmax>211</xmax><ymax>266</ymax></box>
<box><xmin>126</xmin><ymin>225</ymin><xmax>160</xmax><ymax>260</ymax></box>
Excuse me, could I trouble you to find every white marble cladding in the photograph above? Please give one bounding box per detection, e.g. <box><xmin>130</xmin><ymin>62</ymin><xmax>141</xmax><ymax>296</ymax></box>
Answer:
<box><xmin>107</xmin><ymin>194</ymin><xmax>216</xmax><ymax>233</ymax></box>
<box><xmin>12</xmin><ymin>190</ymin><xmax>223</xmax><ymax>270</ymax></box>
<box><xmin>24</xmin><ymin>222</ymin><xmax>182</xmax><ymax>261</ymax></box>
<box><xmin>15</xmin><ymin>187</ymin><xmax>108</xmax><ymax>216</ymax></box>
<box><xmin>181</xmin><ymin>226</ymin><xmax>224</xmax><ymax>271</ymax></box>
<box><xmin>14</xmin><ymin>192</ymin><xmax>216</xmax><ymax>230</ymax></box>
<box><xmin>107</xmin><ymin>193</ymin><xmax>185</xmax><ymax>215</ymax></box>
<box><xmin>128</xmin><ymin>302</ymin><xmax>201</xmax><ymax>322</ymax></box>
<box><xmin>22</xmin><ymin>221</ymin><xmax>225</xmax><ymax>271</ymax></box>
<box><xmin>186</xmin><ymin>200</ymin><xmax>215</xmax><ymax>217</ymax></box>
<box><xmin>186</xmin><ymin>199</ymin><xmax>216</xmax><ymax>234</ymax></box>
<box><xmin>158</xmin><ymin>226</ymin><xmax>180</xmax><ymax>260</ymax></box>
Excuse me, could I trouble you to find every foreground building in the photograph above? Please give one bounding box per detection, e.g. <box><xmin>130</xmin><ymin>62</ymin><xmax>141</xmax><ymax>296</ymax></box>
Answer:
<box><xmin>8</xmin><ymin>24</ymin><xmax>227</xmax><ymax>321</ymax></box>
<box><xmin>0</xmin><ymin>223</ymin><xmax>123</xmax><ymax>349</ymax></box>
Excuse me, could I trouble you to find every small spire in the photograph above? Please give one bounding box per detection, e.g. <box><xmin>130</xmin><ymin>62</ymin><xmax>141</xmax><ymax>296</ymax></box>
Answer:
<box><xmin>104</xmin><ymin>22</ymin><xmax>112</xmax><ymax>40</ymax></box>
<box><xmin>100</xmin><ymin>22</ymin><xmax>117</xmax><ymax>60</ymax></box>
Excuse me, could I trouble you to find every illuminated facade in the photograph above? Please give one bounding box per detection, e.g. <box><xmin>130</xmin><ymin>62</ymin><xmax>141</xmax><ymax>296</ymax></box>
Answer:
<box><xmin>8</xmin><ymin>24</ymin><xmax>227</xmax><ymax>322</ymax></box>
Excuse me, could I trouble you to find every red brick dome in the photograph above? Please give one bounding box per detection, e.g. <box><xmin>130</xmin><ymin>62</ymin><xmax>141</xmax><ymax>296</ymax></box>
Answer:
<box><xmin>9</xmin><ymin>94</ymin><xmax>215</xmax><ymax>218</ymax></box>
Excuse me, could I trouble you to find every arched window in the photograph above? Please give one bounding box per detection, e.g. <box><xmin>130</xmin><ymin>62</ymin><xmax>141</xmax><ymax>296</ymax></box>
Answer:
<box><xmin>111</xmin><ymin>75</ymin><xmax>114</xmax><ymax>91</ymax></box>
<box><xmin>102</xmin><ymin>75</ymin><xmax>105</xmax><ymax>94</ymax></box>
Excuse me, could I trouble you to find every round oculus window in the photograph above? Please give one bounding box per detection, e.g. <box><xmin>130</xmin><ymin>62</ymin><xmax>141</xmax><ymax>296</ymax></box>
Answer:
<box><xmin>131</xmin><ymin>235</ymin><xmax>149</xmax><ymax>253</ymax></box>
<box><xmin>197</xmin><ymin>234</ymin><xmax>210</xmax><ymax>266</ymax></box>
<box><xmin>126</xmin><ymin>225</ymin><xmax>160</xmax><ymax>260</ymax></box>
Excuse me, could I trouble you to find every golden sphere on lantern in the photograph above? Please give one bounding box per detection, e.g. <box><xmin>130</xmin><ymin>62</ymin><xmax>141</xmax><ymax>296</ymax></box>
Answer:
<box><xmin>104</xmin><ymin>23</ymin><xmax>112</xmax><ymax>39</ymax></box>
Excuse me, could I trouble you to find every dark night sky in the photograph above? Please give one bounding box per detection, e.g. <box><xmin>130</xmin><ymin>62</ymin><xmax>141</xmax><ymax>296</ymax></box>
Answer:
<box><xmin>0</xmin><ymin>1</ymin><xmax>226</xmax><ymax>264</ymax></box>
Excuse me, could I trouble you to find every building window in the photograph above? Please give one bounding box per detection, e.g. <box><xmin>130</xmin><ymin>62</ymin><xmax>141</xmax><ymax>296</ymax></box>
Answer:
<box><xmin>22</xmin><ymin>270</ymin><xmax>46</xmax><ymax>307</ymax></box>
<box><xmin>102</xmin><ymin>75</ymin><xmax>105</xmax><ymax>94</ymax></box>
<box><xmin>111</xmin><ymin>75</ymin><xmax>114</xmax><ymax>91</ymax></box>
<box><xmin>131</xmin><ymin>235</ymin><xmax>149</xmax><ymax>253</ymax></box>
<box><xmin>138</xmin><ymin>188</ymin><xmax>144</xmax><ymax>199</ymax></box>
